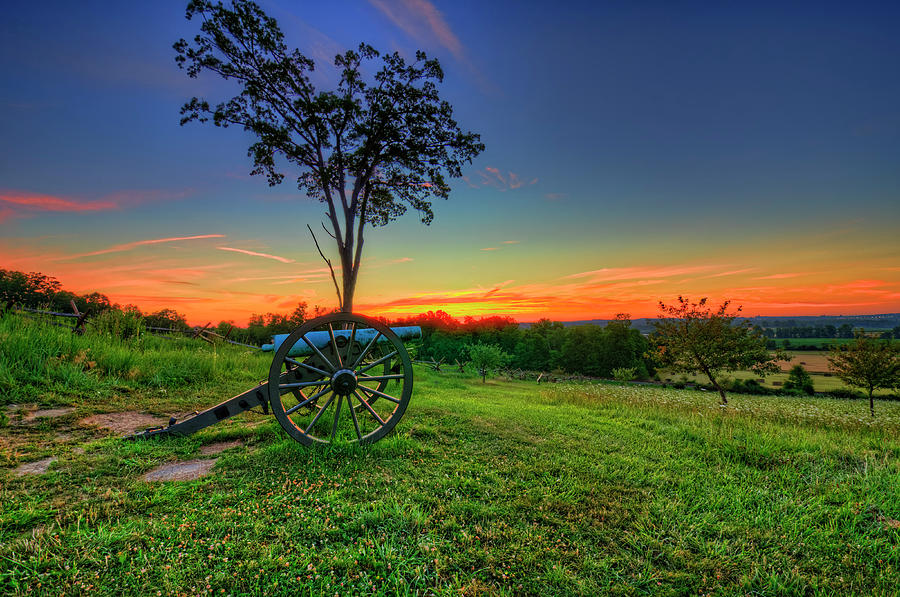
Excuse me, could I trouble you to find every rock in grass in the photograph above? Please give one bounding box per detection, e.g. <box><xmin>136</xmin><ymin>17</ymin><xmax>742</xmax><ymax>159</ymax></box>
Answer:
<box><xmin>14</xmin><ymin>457</ymin><xmax>57</xmax><ymax>476</ymax></box>
<box><xmin>142</xmin><ymin>459</ymin><xmax>216</xmax><ymax>482</ymax></box>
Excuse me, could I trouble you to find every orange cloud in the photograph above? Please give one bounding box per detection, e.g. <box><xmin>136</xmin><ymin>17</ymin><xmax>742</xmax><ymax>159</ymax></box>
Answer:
<box><xmin>216</xmin><ymin>246</ymin><xmax>295</xmax><ymax>263</ymax></box>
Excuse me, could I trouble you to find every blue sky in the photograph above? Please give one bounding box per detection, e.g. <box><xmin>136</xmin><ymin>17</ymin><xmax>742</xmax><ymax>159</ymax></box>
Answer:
<box><xmin>1</xmin><ymin>0</ymin><xmax>899</xmax><ymax>323</ymax></box>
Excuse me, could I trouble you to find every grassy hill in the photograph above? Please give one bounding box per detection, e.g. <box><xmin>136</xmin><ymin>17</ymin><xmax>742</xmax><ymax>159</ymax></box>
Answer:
<box><xmin>1</xmin><ymin>313</ymin><xmax>899</xmax><ymax>595</ymax></box>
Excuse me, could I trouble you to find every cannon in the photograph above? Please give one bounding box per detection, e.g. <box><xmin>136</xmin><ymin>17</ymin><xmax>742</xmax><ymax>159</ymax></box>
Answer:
<box><xmin>129</xmin><ymin>313</ymin><xmax>420</xmax><ymax>446</ymax></box>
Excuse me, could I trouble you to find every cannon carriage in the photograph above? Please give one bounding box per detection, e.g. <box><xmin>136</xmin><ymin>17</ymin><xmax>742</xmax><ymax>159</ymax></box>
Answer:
<box><xmin>129</xmin><ymin>313</ymin><xmax>420</xmax><ymax>446</ymax></box>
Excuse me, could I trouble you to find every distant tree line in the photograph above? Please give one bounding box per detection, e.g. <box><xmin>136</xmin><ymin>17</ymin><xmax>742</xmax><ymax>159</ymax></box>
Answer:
<box><xmin>760</xmin><ymin>323</ymin><xmax>900</xmax><ymax>340</ymax></box>
<box><xmin>393</xmin><ymin>311</ymin><xmax>655</xmax><ymax>380</ymax></box>
<box><xmin>1</xmin><ymin>268</ymin><xmax>113</xmax><ymax>317</ymax></box>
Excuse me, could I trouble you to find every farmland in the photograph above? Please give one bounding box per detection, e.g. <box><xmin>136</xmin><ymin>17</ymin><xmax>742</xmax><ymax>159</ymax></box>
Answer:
<box><xmin>2</xmin><ymin>313</ymin><xmax>899</xmax><ymax>595</ymax></box>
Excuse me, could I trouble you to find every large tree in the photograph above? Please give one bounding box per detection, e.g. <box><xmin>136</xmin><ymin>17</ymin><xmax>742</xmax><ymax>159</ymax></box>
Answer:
<box><xmin>174</xmin><ymin>0</ymin><xmax>483</xmax><ymax>312</ymax></box>
<box><xmin>828</xmin><ymin>336</ymin><xmax>900</xmax><ymax>417</ymax></box>
<box><xmin>653</xmin><ymin>297</ymin><xmax>786</xmax><ymax>405</ymax></box>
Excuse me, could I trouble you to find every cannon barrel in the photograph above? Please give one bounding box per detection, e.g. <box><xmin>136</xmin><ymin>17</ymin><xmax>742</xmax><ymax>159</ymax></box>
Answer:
<box><xmin>262</xmin><ymin>326</ymin><xmax>421</xmax><ymax>357</ymax></box>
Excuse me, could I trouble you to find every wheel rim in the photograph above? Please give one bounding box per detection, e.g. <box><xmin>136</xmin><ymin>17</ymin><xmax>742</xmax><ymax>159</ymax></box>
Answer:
<box><xmin>267</xmin><ymin>313</ymin><xmax>413</xmax><ymax>445</ymax></box>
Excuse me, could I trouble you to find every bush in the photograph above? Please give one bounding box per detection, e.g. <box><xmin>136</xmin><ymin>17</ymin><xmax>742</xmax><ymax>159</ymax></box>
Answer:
<box><xmin>92</xmin><ymin>308</ymin><xmax>143</xmax><ymax>341</ymax></box>
<box><xmin>611</xmin><ymin>367</ymin><xmax>636</xmax><ymax>382</ymax></box>
<box><xmin>783</xmin><ymin>364</ymin><xmax>814</xmax><ymax>395</ymax></box>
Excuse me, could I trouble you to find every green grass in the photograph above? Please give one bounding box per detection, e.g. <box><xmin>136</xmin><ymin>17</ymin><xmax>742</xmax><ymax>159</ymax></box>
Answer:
<box><xmin>1</xmin><ymin>313</ymin><xmax>899</xmax><ymax>595</ymax></box>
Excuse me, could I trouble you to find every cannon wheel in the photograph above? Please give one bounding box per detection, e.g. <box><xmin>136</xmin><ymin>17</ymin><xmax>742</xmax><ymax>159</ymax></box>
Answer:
<box><xmin>267</xmin><ymin>313</ymin><xmax>413</xmax><ymax>446</ymax></box>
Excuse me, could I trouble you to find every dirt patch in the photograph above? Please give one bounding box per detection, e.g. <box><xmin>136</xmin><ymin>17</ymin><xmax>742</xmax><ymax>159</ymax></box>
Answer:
<box><xmin>199</xmin><ymin>440</ymin><xmax>243</xmax><ymax>455</ymax></box>
<box><xmin>142</xmin><ymin>459</ymin><xmax>217</xmax><ymax>482</ymax></box>
<box><xmin>79</xmin><ymin>412</ymin><xmax>167</xmax><ymax>435</ymax></box>
<box><xmin>26</xmin><ymin>407</ymin><xmax>75</xmax><ymax>421</ymax></box>
<box><xmin>14</xmin><ymin>457</ymin><xmax>57</xmax><ymax>476</ymax></box>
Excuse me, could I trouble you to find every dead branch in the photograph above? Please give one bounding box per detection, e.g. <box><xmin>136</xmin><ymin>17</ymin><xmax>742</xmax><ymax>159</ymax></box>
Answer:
<box><xmin>308</xmin><ymin>223</ymin><xmax>343</xmax><ymax>310</ymax></box>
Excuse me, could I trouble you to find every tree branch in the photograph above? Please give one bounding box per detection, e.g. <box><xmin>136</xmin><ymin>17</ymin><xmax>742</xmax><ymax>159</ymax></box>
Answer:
<box><xmin>307</xmin><ymin>223</ymin><xmax>342</xmax><ymax>310</ymax></box>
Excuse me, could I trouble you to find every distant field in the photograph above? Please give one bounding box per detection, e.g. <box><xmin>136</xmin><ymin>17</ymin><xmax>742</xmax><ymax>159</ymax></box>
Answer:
<box><xmin>662</xmin><ymin>349</ymin><xmax>899</xmax><ymax>395</ymax></box>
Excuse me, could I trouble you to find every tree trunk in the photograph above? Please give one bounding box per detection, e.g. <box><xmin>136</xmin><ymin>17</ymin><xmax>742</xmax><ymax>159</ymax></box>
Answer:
<box><xmin>339</xmin><ymin>246</ymin><xmax>357</xmax><ymax>314</ymax></box>
<box><xmin>702</xmin><ymin>366</ymin><xmax>727</xmax><ymax>405</ymax></box>
<box><xmin>710</xmin><ymin>377</ymin><xmax>727</xmax><ymax>405</ymax></box>
<box><xmin>869</xmin><ymin>389</ymin><xmax>875</xmax><ymax>417</ymax></box>
<box><xmin>341</xmin><ymin>272</ymin><xmax>356</xmax><ymax>314</ymax></box>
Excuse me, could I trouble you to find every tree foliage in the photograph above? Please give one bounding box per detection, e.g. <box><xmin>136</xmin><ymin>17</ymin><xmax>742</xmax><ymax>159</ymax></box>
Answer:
<box><xmin>466</xmin><ymin>343</ymin><xmax>510</xmax><ymax>383</ymax></box>
<box><xmin>652</xmin><ymin>297</ymin><xmax>786</xmax><ymax>405</ymax></box>
<box><xmin>783</xmin><ymin>364</ymin><xmax>814</xmax><ymax>395</ymax></box>
<box><xmin>175</xmin><ymin>0</ymin><xmax>484</xmax><ymax>311</ymax></box>
<box><xmin>828</xmin><ymin>336</ymin><xmax>900</xmax><ymax>416</ymax></box>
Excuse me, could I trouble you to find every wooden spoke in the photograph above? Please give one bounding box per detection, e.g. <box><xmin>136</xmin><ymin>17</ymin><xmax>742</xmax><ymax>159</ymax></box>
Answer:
<box><xmin>358</xmin><ymin>385</ymin><xmax>401</xmax><ymax>404</ymax></box>
<box><xmin>327</xmin><ymin>323</ymin><xmax>343</xmax><ymax>368</ymax></box>
<box><xmin>353</xmin><ymin>390</ymin><xmax>385</xmax><ymax>425</ymax></box>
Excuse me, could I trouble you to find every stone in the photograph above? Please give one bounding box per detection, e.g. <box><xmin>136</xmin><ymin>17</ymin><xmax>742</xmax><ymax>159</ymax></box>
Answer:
<box><xmin>14</xmin><ymin>457</ymin><xmax>57</xmax><ymax>476</ymax></box>
<box><xmin>142</xmin><ymin>459</ymin><xmax>217</xmax><ymax>482</ymax></box>
<box><xmin>26</xmin><ymin>407</ymin><xmax>75</xmax><ymax>421</ymax></box>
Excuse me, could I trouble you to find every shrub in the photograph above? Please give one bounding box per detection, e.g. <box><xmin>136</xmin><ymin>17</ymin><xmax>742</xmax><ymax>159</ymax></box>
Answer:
<box><xmin>783</xmin><ymin>364</ymin><xmax>815</xmax><ymax>395</ymax></box>
<box><xmin>612</xmin><ymin>367</ymin><xmax>636</xmax><ymax>383</ymax></box>
<box><xmin>92</xmin><ymin>308</ymin><xmax>143</xmax><ymax>340</ymax></box>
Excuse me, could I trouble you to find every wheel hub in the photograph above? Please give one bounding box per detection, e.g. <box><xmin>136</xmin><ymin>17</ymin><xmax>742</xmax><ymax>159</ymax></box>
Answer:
<box><xmin>330</xmin><ymin>368</ymin><xmax>358</xmax><ymax>395</ymax></box>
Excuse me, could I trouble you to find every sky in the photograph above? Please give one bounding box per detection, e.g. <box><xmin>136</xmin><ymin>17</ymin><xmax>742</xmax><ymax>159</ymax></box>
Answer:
<box><xmin>1</xmin><ymin>0</ymin><xmax>899</xmax><ymax>325</ymax></box>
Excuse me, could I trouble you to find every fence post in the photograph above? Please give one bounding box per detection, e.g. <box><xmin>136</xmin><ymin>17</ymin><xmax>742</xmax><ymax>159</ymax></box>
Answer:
<box><xmin>70</xmin><ymin>300</ymin><xmax>88</xmax><ymax>335</ymax></box>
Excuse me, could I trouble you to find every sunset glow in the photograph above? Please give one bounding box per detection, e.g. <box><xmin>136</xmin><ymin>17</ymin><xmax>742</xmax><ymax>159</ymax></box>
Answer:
<box><xmin>1</xmin><ymin>2</ymin><xmax>898</xmax><ymax>325</ymax></box>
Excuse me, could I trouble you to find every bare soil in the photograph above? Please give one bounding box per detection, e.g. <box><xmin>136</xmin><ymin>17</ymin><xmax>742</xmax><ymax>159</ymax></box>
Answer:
<box><xmin>199</xmin><ymin>440</ymin><xmax>243</xmax><ymax>455</ymax></box>
<box><xmin>79</xmin><ymin>412</ymin><xmax>168</xmax><ymax>435</ymax></box>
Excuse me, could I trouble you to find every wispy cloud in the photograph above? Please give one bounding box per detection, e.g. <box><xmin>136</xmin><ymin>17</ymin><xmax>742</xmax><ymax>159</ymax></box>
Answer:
<box><xmin>63</xmin><ymin>234</ymin><xmax>226</xmax><ymax>259</ymax></box>
<box><xmin>700</xmin><ymin>268</ymin><xmax>758</xmax><ymax>279</ymax></box>
<box><xmin>481</xmin><ymin>247</ymin><xmax>498</xmax><ymax>251</ymax></box>
<box><xmin>754</xmin><ymin>272</ymin><xmax>808</xmax><ymax>280</ymax></box>
<box><xmin>367</xmin><ymin>0</ymin><xmax>497</xmax><ymax>93</ymax></box>
<box><xmin>544</xmin><ymin>193</ymin><xmax>567</xmax><ymax>202</ymax></box>
<box><xmin>368</xmin><ymin>0</ymin><xmax>464</xmax><ymax>61</ymax></box>
<box><xmin>471</xmin><ymin>167</ymin><xmax>538</xmax><ymax>191</ymax></box>
<box><xmin>217</xmin><ymin>246</ymin><xmax>295</xmax><ymax>263</ymax></box>
<box><xmin>562</xmin><ymin>264</ymin><xmax>720</xmax><ymax>282</ymax></box>
<box><xmin>0</xmin><ymin>188</ymin><xmax>192</xmax><ymax>221</ymax></box>
<box><xmin>501</xmin><ymin>240</ymin><xmax>520</xmax><ymax>245</ymax></box>
<box><xmin>0</xmin><ymin>191</ymin><xmax>118</xmax><ymax>212</ymax></box>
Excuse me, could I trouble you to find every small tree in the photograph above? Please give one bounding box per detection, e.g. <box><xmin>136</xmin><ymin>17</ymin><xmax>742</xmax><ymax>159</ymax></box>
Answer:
<box><xmin>175</xmin><ymin>1</ymin><xmax>484</xmax><ymax>312</ymax></box>
<box><xmin>653</xmin><ymin>297</ymin><xmax>786</xmax><ymax>405</ymax></box>
<box><xmin>467</xmin><ymin>343</ymin><xmax>510</xmax><ymax>383</ymax></box>
<box><xmin>783</xmin><ymin>364</ymin><xmax>814</xmax><ymax>395</ymax></box>
<box><xmin>828</xmin><ymin>336</ymin><xmax>900</xmax><ymax>417</ymax></box>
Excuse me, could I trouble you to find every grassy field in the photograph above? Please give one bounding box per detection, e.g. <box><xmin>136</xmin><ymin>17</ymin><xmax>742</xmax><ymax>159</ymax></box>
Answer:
<box><xmin>2</xmin><ymin>313</ymin><xmax>899</xmax><ymax>595</ymax></box>
<box><xmin>663</xmin><ymin>350</ymin><xmax>900</xmax><ymax>395</ymax></box>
